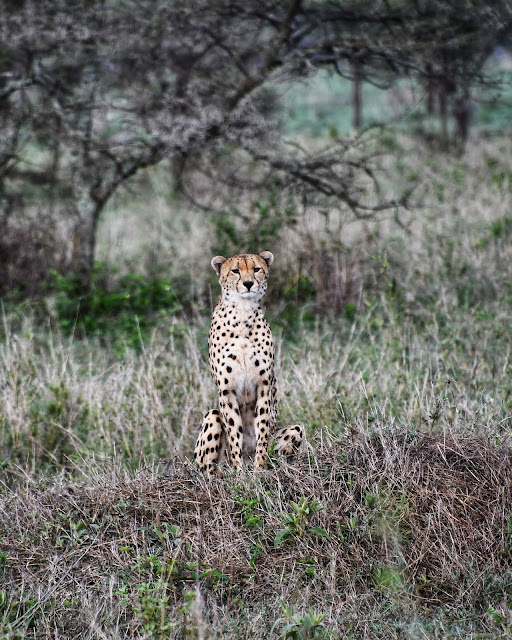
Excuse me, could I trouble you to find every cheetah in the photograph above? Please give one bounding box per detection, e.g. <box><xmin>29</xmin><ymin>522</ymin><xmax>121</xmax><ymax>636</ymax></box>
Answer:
<box><xmin>194</xmin><ymin>251</ymin><xmax>303</xmax><ymax>472</ymax></box>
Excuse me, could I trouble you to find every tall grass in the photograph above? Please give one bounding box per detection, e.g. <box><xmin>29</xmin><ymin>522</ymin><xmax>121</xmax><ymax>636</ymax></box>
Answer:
<box><xmin>2</xmin><ymin>137</ymin><xmax>511</xmax><ymax>480</ymax></box>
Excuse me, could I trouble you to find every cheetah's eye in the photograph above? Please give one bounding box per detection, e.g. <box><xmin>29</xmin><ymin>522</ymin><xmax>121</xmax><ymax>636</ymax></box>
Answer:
<box><xmin>231</xmin><ymin>268</ymin><xmax>240</xmax><ymax>274</ymax></box>
<box><xmin>253</xmin><ymin>267</ymin><xmax>261</xmax><ymax>273</ymax></box>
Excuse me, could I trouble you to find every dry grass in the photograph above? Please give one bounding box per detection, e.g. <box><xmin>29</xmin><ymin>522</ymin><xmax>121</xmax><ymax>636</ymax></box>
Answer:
<box><xmin>1</xmin><ymin>281</ymin><xmax>510</xmax><ymax>488</ymax></box>
<box><xmin>1</xmin><ymin>433</ymin><xmax>511</xmax><ymax>638</ymax></box>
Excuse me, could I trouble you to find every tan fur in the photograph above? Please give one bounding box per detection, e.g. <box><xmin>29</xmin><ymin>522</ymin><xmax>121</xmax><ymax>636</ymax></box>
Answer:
<box><xmin>194</xmin><ymin>252</ymin><xmax>303</xmax><ymax>471</ymax></box>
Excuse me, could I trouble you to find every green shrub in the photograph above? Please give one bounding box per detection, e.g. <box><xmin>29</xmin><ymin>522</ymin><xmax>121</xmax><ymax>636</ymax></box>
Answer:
<box><xmin>49</xmin><ymin>263</ymin><xmax>187</xmax><ymax>352</ymax></box>
<box><xmin>210</xmin><ymin>196</ymin><xmax>297</xmax><ymax>259</ymax></box>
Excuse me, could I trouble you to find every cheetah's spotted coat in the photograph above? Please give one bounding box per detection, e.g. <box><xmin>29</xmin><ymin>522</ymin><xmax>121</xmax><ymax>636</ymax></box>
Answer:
<box><xmin>194</xmin><ymin>251</ymin><xmax>303</xmax><ymax>471</ymax></box>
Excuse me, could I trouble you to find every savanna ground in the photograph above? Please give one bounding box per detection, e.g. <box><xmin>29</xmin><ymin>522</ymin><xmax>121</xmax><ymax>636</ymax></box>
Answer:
<box><xmin>1</xmin><ymin>73</ymin><xmax>512</xmax><ymax>639</ymax></box>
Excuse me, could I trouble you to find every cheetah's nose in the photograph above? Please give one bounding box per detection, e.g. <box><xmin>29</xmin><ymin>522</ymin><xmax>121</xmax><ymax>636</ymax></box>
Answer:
<box><xmin>243</xmin><ymin>280</ymin><xmax>254</xmax><ymax>290</ymax></box>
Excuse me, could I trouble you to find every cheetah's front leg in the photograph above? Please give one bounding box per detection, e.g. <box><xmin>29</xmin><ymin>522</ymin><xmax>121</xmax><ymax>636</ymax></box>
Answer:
<box><xmin>219</xmin><ymin>390</ymin><xmax>244</xmax><ymax>470</ymax></box>
<box><xmin>254</xmin><ymin>383</ymin><xmax>272</xmax><ymax>470</ymax></box>
<box><xmin>194</xmin><ymin>409</ymin><xmax>225</xmax><ymax>472</ymax></box>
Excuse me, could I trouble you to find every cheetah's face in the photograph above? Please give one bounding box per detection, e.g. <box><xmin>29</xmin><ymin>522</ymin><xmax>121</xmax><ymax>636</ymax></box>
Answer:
<box><xmin>211</xmin><ymin>251</ymin><xmax>274</xmax><ymax>305</ymax></box>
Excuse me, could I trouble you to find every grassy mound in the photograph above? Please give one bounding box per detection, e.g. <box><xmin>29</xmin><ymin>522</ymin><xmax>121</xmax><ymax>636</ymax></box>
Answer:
<box><xmin>2</xmin><ymin>432</ymin><xmax>511</xmax><ymax>638</ymax></box>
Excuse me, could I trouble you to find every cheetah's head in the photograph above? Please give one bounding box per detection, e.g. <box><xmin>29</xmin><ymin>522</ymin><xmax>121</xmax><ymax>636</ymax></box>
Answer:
<box><xmin>211</xmin><ymin>251</ymin><xmax>274</xmax><ymax>306</ymax></box>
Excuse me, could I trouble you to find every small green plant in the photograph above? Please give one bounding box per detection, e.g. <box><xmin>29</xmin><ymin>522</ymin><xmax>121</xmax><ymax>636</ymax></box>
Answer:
<box><xmin>364</xmin><ymin>491</ymin><xmax>378</xmax><ymax>509</ymax></box>
<box><xmin>236</xmin><ymin>497</ymin><xmax>263</xmax><ymax>529</ymax></box>
<box><xmin>274</xmin><ymin>499</ymin><xmax>329</xmax><ymax>547</ymax></box>
<box><xmin>298</xmin><ymin>556</ymin><xmax>316</xmax><ymax>578</ymax></box>
<box><xmin>132</xmin><ymin>555</ymin><xmax>165</xmax><ymax>576</ymax></box>
<box><xmin>372</xmin><ymin>564</ymin><xmax>404</xmax><ymax>592</ymax></box>
<box><xmin>249</xmin><ymin>543</ymin><xmax>261</xmax><ymax>568</ymax></box>
<box><xmin>0</xmin><ymin>592</ymin><xmax>39</xmax><ymax>633</ymax></box>
<box><xmin>487</xmin><ymin>604</ymin><xmax>512</xmax><ymax>636</ymax></box>
<box><xmin>132</xmin><ymin>580</ymin><xmax>171</xmax><ymax>639</ymax></box>
<box><xmin>491</xmin><ymin>169</ymin><xmax>512</xmax><ymax>190</ymax></box>
<box><xmin>151</xmin><ymin>522</ymin><xmax>183</xmax><ymax>546</ymax></box>
<box><xmin>178</xmin><ymin>589</ymin><xmax>208</xmax><ymax>639</ymax></box>
<box><xmin>272</xmin><ymin>602</ymin><xmax>330</xmax><ymax>639</ymax></box>
<box><xmin>336</xmin><ymin>512</ymin><xmax>359</xmax><ymax>543</ymax></box>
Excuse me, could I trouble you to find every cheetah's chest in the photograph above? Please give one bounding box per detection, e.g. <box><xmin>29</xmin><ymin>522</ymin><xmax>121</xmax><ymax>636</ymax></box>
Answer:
<box><xmin>209</xmin><ymin>304</ymin><xmax>274</xmax><ymax>394</ymax></box>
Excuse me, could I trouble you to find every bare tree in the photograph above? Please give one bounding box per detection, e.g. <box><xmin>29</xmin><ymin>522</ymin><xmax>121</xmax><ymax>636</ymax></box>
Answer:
<box><xmin>0</xmin><ymin>0</ymin><xmax>510</xmax><ymax>294</ymax></box>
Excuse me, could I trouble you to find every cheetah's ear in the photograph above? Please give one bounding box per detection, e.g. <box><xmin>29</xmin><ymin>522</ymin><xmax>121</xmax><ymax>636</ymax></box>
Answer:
<box><xmin>259</xmin><ymin>251</ymin><xmax>274</xmax><ymax>268</ymax></box>
<box><xmin>211</xmin><ymin>256</ymin><xmax>227</xmax><ymax>275</ymax></box>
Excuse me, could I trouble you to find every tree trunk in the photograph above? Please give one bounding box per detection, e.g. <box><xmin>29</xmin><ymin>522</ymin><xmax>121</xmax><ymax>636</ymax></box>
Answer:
<box><xmin>352</xmin><ymin>60</ymin><xmax>363</xmax><ymax>131</ymax></box>
<box><xmin>70</xmin><ymin>197</ymin><xmax>103</xmax><ymax>296</ymax></box>
<box><xmin>169</xmin><ymin>151</ymin><xmax>187</xmax><ymax>196</ymax></box>
<box><xmin>453</xmin><ymin>89</ymin><xmax>472</xmax><ymax>148</ymax></box>
<box><xmin>426</xmin><ymin>65</ymin><xmax>436</xmax><ymax>116</ymax></box>
<box><xmin>438</xmin><ymin>79</ymin><xmax>449</xmax><ymax>148</ymax></box>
